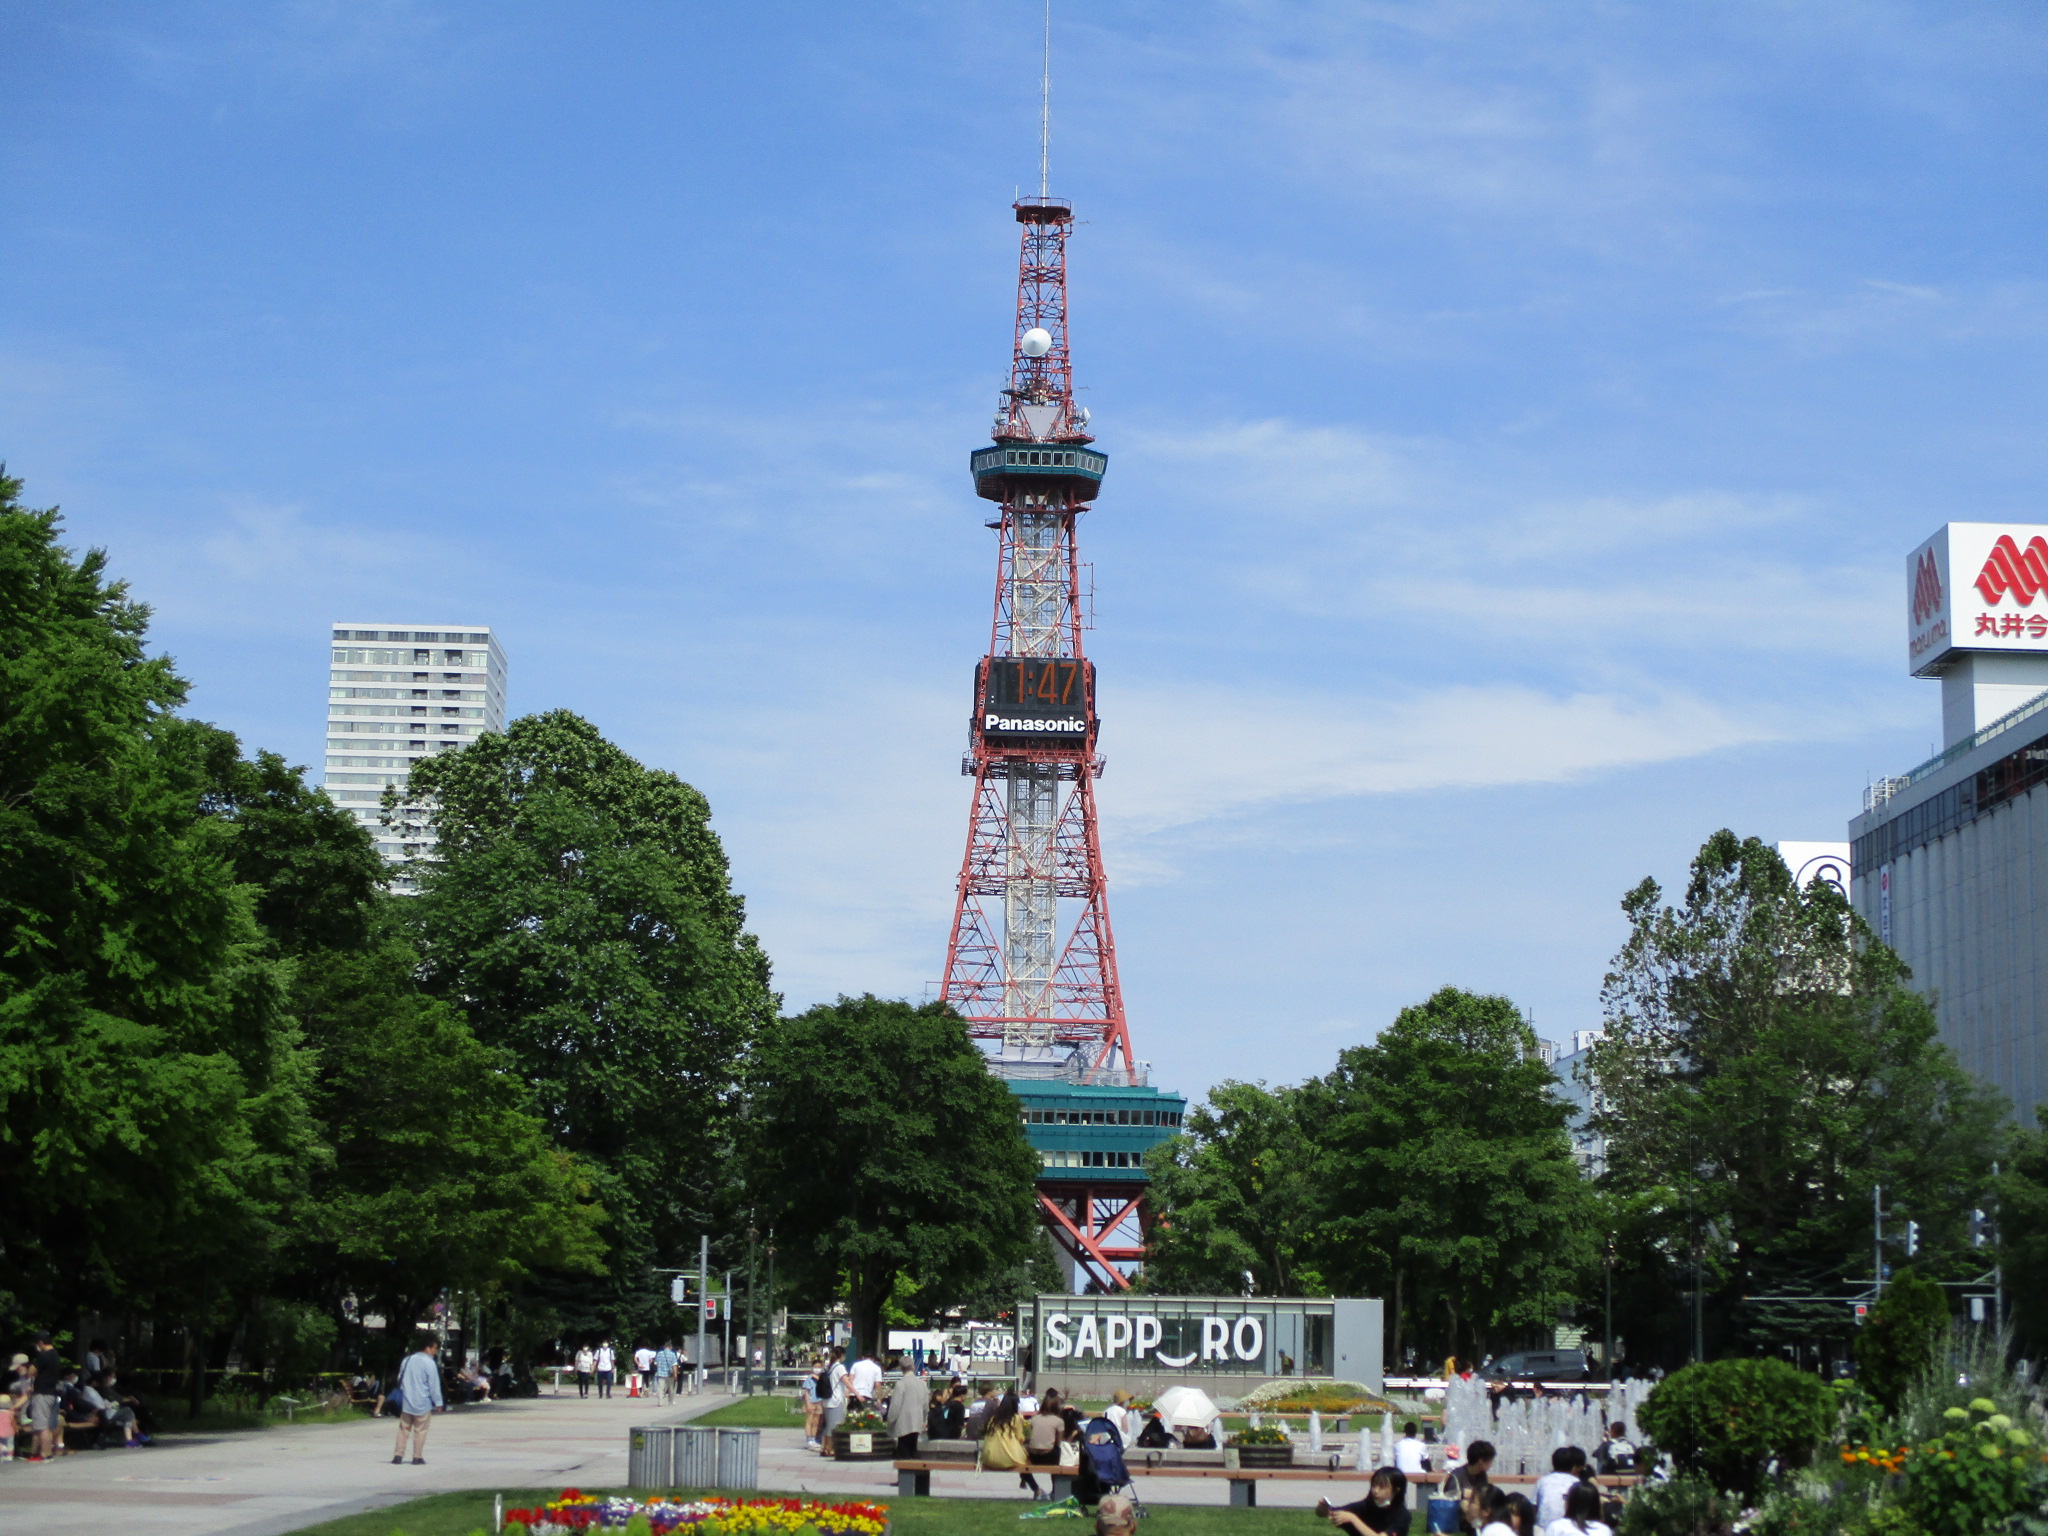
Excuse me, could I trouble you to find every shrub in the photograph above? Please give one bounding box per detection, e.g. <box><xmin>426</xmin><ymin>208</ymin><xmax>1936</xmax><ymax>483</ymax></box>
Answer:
<box><xmin>1854</xmin><ymin>1271</ymin><xmax>1949</xmax><ymax>1416</ymax></box>
<box><xmin>1896</xmin><ymin>1398</ymin><xmax>2048</xmax><ymax>1536</ymax></box>
<box><xmin>1638</xmin><ymin>1357</ymin><xmax>1834</xmax><ymax>1501</ymax></box>
<box><xmin>1618</xmin><ymin>1473</ymin><xmax>1736</xmax><ymax>1536</ymax></box>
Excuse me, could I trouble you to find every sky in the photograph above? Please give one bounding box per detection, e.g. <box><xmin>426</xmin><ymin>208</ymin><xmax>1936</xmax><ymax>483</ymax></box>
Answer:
<box><xmin>5</xmin><ymin>1</ymin><xmax>2045</xmax><ymax>1100</ymax></box>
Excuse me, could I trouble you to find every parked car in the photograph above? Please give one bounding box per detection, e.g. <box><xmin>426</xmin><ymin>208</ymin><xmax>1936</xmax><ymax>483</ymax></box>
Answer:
<box><xmin>1481</xmin><ymin>1349</ymin><xmax>1592</xmax><ymax>1383</ymax></box>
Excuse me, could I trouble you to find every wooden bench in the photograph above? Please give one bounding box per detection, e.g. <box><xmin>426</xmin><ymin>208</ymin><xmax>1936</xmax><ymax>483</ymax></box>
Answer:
<box><xmin>890</xmin><ymin>1457</ymin><xmax>1639</xmax><ymax>1509</ymax></box>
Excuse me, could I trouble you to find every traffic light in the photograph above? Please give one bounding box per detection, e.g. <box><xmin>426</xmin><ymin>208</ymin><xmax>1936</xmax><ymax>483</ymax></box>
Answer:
<box><xmin>1970</xmin><ymin>1208</ymin><xmax>1991</xmax><ymax>1248</ymax></box>
<box><xmin>704</xmin><ymin>1293</ymin><xmax>719</xmax><ymax>1322</ymax></box>
<box><xmin>1905</xmin><ymin>1221</ymin><xmax>1920</xmax><ymax>1257</ymax></box>
<box><xmin>670</xmin><ymin>1275</ymin><xmax>687</xmax><ymax>1304</ymax></box>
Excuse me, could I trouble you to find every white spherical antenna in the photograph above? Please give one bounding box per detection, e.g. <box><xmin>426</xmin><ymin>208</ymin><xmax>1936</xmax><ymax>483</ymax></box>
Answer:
<box><xmin>1074</xmin><ymin>406</ymin><xmax>1091</xmax><ymax>426</ymax></box>
<box><xmin>1020</xmin><ymin>327</ymin><xmax>1053</xmax><ymax>358</ymax></box>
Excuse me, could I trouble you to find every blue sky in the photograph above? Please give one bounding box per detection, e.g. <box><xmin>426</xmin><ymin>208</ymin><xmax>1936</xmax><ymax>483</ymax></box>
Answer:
<box><xmin>6</xmin><ymin>2</ymin><xmax>2045</xmax><ymax>1099</ymax></box>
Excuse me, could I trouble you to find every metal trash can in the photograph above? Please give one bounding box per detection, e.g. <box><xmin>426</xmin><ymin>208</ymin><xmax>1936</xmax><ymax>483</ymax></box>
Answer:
<box><xmin>673</xmin><ymin>1424</ymin><xmax>718</xmax><ymax>1487</ymax></box>
<box><xmin>714</xmin><ymin>1427</ymin><xmax>760</xmax><ymax>1489</ymax></box>
<box><xmin>628</xmin><ymin>1425</ymin><xmax>674</xmax><ymax>1488</ymax></box>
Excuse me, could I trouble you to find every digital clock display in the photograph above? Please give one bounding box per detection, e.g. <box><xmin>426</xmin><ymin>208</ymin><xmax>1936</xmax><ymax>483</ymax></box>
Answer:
<box><xmin>978</xmin><ymin>657</ymin><xmax>1092</xmax><ymax>740</ymax></box>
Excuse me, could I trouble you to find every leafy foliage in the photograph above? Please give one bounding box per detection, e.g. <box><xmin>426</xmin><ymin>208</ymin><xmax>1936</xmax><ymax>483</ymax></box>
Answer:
<box><xmin>404</xmin><ymin>710</ymin><xmax>776</xmax><ymax>1326</ymax></box>
<box><xmin>1997</xmin><ymin>1114</ymin><xmax>2048</xmax><ymax>1358</ymax></box>
<box><xmin>1638</xmin><ymin>1356</ymin><xmax>1834</xmax><ymax>1501</ymax></box>
<box><xmin>1852</xmin><ymin>1270</ymin><xmax>1948</xmax><ymax>1416</ymax></box>
<box><xmin>746</xmin><ymin>995</ymin><xmax>1040</xmax><ymax>1353</ymax></box>
<box><xmin>1591</xmin><ymin>832</ymin><xmax>2004</xmax><ymax>1361</ymax></box>
<box><xmin>1309</xmin><ymin>986</ymin><xmax>1596</xmax><ymax>1363</ymax></box>
<box><xmin>0</xmin><ymin>475</ymin><xmax>318</xmax><ymax>1329</ymax></box>
<box><xmin>291</xmin><ymin>915</ymin><xmax>608</xmax><ymax>1337</ymax></box>
<box><xmin>1617</xmin><ymin>1473</ymin><xmax>1737</xmax><ymax>1536</ymax></box>
<box><xmin>1142</xmin><ymin>1081</ymin><xmax>1324</xmax><ymax>1296</ymax></box>
<box><xmin>1897</xmin><ymin>1398</ymin><xmax>2048</xmax><ymax>1536</ymax></box>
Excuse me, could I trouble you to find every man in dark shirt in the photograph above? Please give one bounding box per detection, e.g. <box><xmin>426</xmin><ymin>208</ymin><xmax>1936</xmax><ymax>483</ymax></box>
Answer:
<box><xmin>30</xmin><ymin>1333</ymin><xmax>63</xmax><ymax>1461</ymax></box>
<box><xmin>1445</xmin><ymin>1440</ymin><xmax>1496</xmax><ymax>1536</ymax></box>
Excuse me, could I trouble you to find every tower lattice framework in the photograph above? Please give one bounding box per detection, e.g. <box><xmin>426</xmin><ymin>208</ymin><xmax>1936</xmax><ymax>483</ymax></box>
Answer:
<box><xmin>942</xmin><ymin>194</ymin><xmax>1128</xmax><ymax>1075</ymax></box>
<box><xmin>942</xmin><ymin>196</ymin><xmax>1158</xmax><ymax>1290</ymax></box>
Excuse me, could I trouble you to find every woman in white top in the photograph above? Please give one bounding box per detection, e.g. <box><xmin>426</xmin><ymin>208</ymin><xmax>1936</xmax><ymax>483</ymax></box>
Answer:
<box><xmin>1544</xmin><ymin>1482</ymin><xmax>1613</xmax><ymax>1536</ymax></box>
<box><xmin>573</xmin><ymin>1345</ymin><xmax>596</xmax><ymax>1399</ymax></box>
<box><xmin>1103</xmin><ymin>1389</ymin><xmax>1136</xmax><ymax>1445</ymax></box>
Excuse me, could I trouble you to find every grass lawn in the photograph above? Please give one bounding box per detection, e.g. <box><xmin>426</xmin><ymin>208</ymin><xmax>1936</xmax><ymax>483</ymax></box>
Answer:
<box><xmin>286</xmin><ymin>1486</ymin><xmax>1349</xmax><ymax>1536</ymax></box>
<box><xmin>684</xmin><ymin>1395</ymin><xmax>811</xmax><ymax>1428</ymax></box>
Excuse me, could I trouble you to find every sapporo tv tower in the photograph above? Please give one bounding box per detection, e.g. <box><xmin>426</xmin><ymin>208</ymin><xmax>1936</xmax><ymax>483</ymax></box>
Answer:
<box><xmin>939</xmin><ymin>23</ymin><xmax>1186</xmax><ymax>1292</ymax></box>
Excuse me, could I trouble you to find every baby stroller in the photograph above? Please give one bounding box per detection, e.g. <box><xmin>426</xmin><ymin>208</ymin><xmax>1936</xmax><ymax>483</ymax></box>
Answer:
<box><xmin>1081</xmin><ymin>1415</ymin><xmax>1145</xmax><ymax>1518</ymax></box>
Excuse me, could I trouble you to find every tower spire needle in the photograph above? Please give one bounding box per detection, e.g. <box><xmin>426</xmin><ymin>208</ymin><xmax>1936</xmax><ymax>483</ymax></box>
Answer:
<box><xmin>1040</xmin><ymin>0</ymin><xmax>1051</xmax><ymax>201</ymax></box>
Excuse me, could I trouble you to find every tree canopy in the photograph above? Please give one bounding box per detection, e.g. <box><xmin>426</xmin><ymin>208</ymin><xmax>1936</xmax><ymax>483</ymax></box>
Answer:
<box><xmin>1591</xmin><ymin>830</ymin><xmax>2005</xmax><ymax>1359</ymax></box>
<box><xmin>1143</xmin><ymin>1081</ymin><xmax>1324</xmax><ymax>1297</ymax></box>
<box><xmin>745</xmin><ymin>995</ymin><xmax>1041</xmax><ymax>1354</ymax></box>
<box><xmin>1311</xmin><ymin>986</ymin><xmax>1596</xmax><ymax>1364</ymax></box>
<box><xmin>403</xmin><ymin>710</ymin><xmax>777</xmax><ymax>1333</ymax></box>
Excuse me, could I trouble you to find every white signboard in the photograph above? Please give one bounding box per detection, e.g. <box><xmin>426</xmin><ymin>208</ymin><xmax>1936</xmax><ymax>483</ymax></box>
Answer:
<box><xmin>1776</xmin><ymin>841</ymin><xmax>1849</xmax><ymax>895</ymax></box>
<box><xmin>1909</xmin><ymin>523</ymin><xmax>2048</xmax><ymax>677</ymax></box>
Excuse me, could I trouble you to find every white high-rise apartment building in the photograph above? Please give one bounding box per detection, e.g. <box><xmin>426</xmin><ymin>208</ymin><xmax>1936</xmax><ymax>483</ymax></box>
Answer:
<box><xmin>322</xmin><ymin>623</ymin><xmax>509</xmax><ymax>890</ymax></box>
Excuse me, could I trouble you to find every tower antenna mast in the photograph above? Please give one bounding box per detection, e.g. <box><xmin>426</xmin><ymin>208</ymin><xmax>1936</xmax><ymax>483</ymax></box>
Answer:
<box><xmin>1039</xmin><ymin>0</ymin><xmax>1051</xmax><ymax>201</ymax></box>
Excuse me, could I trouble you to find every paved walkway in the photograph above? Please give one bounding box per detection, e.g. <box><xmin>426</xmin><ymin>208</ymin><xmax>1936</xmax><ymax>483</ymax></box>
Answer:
<box><xmin>0</xmin><ymin>1384</ymin><xmax>730</xmax><ymax>1536</ymax></box>
<box><xmin>0</xmin><ymin>1391</ymin><xmax>1367</xmax><ymax>1534</ymax></box>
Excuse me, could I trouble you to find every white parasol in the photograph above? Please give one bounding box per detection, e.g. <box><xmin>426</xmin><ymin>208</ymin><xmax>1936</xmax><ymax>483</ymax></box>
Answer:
<box><xmin>1150</xmin><ymin>1384</ymin><xmax>1221</xmax><ymax>1429</ymax></box>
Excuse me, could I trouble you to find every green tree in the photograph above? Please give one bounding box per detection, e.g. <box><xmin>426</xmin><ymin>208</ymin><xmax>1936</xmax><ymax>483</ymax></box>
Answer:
<box><xmin>404</xmin><ymin>710</ymin><xmax>776</xmax><ymax>1329</ymax></box>
<box><xmin>1143</xmin><ymin>1081</ymin><xmax>1326</xmax><ymax>1296</ymax></box>
<box><xmin>291</xmin><ymin>916</ymin><xmax>608</xmax><ymax>1346</ymax></box>
<box><xmin>1853</xmin><ymin>1268</ymin><xmax>1949</xmax><ymax>1416</ymax></box>
<box><xmin>1592</xmin><ymin>832</ymin><xmax>2005</xmax><ymax>1362</ymax></box>
<box><xmin>0</xmin><ymin>474</ymin><xmax>318</xmax><ymax>1358</ymax></box>
<box><xmin>746</xmin><ymin>995</ymin><xmax>1040</xmax><ymax>1354</ymax></box>
<box><xmin>1310</xmin><ymin>986</ymin><xmax>1596</xmax><ymax>1366</ymax></box>
<box><xmin>1995</xmin><ymin>1114</ymin><xmax>2048</xmax><ymax>1358</ymax></box>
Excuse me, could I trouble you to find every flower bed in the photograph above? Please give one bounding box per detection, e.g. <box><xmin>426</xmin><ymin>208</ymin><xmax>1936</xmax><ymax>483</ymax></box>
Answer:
<box><xmin>503</xmin><ymin>1490</ymin><xmax>890</xmax><ymax>1534</ymax></box>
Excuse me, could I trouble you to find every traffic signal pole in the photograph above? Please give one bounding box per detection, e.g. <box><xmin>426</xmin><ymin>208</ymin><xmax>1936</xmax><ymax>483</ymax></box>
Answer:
<box><xmin>696</xmin><ymin>1234</ymin><xmax>709</xmax><ymax>1394</ymax></box>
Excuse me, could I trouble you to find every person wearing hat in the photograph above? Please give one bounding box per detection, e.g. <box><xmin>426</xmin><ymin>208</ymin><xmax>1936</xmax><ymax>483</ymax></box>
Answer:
<box><xmin>1095</xmin><ymin>1492</ymin><xmax>1138</xmax><ymax>1536</ymax></box>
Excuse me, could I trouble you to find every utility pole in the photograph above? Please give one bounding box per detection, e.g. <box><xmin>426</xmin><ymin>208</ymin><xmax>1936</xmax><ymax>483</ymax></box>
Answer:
<box><xmin>723</xmin><ymin>1268</ymin><xmax>733</xmax><ymax>1390</ymax></box>
<box><xmin>1873</xmin><ymin>1184</ymin><xmax>1885</xmax><ymax>1301</ymax></box>
<box><xmin>1603</xmin><ymin>1238</ymin><xmax>1615</xmax><ymax>1381</ymax></box>
<box><xmin>695</xmin><ymin>1234</ymin><xmax>709</xmax><ymax>1395</ymax></box>
<box><xmin>746</xmin><ymin>1225</ymin><xmax>760</xmax><ymax>1397</ymax></box>
<box><xmin>1992</xmin><ymin>1163</ymin><xmax>2004</xmax><ymax>1332</ymax></box>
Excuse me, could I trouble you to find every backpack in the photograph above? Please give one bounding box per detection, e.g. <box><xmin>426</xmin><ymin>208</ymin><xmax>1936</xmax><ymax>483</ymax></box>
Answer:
<box><xmin>814</xmin><ymin>1368</ymin><xmax>833</xmax><ymax>1403</ymax></box>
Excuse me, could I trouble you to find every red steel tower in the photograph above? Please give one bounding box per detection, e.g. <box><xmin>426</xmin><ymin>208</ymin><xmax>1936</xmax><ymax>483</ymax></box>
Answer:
<box><xmin>940</xmin><ymin>195</ymin><xmax>1184</xmax><ymax>1291</ymax></box>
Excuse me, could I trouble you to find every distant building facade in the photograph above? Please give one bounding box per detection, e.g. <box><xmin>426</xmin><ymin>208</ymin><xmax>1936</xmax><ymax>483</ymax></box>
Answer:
<box><xmin>1849</xmin><ymin>525</ymin><xmax>2048</xmax><ymax>1128</ymax></box>
<box><xmin>323</xmin><ymin>623</ymin><xmax>508</xmax><ymax>890</ymax></box>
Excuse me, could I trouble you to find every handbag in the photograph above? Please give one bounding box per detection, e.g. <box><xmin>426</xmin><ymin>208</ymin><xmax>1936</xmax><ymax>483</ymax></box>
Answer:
<box><xmin>1059</xmin><ymin>1438</ymin><xmax>1082</xmax><ymax>1470</ymax></box>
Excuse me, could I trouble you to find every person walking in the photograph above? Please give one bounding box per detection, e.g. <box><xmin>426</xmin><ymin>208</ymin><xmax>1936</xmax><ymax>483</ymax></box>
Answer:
<box><xmin>885</xmin><ymin>1361</ymin><xmax>930</xmax><ymax>1457</ymax></box>
<box><xmin>28</xmin><ymin>1333</ymin><xmax>62</xmax><ymax>1463</ymax></box>
<box><xmin>390</xmin><ymin>1338</ymin><xmax>444</xmax><ymax>1465</ymax></box>
<box><xmin>573</xmin><ymin>1344</ymin><xmax>595</xmax><ymax>1398</ymax></box>
<box><xmin>817</xmin><ymin>1347</ymin><xmax>849</xmax><ymax>1455</ymax></box>
<box><xmin>800</xmin><ymin>1361</ymin><xmax>824</xmax><ymax>1450</ymax></box>
<box><xmin>593</xmin><ymin>1340</ymin><xmax>616</xmax><ymax>1399</ymax></box>
<box><xmin>654</xmin><ymin>1341</ymin><xmax>680</xmax><ymax>1404</ymax></box>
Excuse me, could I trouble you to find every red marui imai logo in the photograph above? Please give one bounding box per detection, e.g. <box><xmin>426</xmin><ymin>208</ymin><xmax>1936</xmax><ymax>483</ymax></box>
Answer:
<box><xmin>1975</xmin><ymin>535</ymin><xmax>2048</xmax><ymax>607</ymax></box>
<box><xmin>1911</xmin><ymin>547</ymin><xmax>1944</xmax><ymax>626</ymax></box>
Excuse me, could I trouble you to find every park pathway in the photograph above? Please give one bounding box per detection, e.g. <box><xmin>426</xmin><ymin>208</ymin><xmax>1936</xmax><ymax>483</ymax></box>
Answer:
<box><xmin>0</xmin><ymin>1384</ymin><xmax>733</xmax><ymax>1536</ymax></box>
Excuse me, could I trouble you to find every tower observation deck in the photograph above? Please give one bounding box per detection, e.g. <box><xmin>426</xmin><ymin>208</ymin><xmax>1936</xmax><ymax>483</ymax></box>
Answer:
<box><xmin>939</xmin><ymin>195</ymin><xmax>1183</xmax><ymax>1290</ymax></box>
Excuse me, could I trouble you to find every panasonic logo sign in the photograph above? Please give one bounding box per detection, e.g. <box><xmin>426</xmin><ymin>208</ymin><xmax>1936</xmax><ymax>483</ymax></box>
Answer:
<box><xmin>985</xmin><ymin>714</ymin><xmax>1086</xmax><ymax>733</ymax></box>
